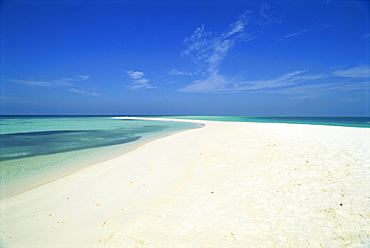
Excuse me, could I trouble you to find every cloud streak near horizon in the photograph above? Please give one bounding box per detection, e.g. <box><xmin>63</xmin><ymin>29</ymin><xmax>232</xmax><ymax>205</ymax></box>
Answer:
<box><xmin>332</xmin><ymin>65</ymin><xmax>370</xmax><ymax>78</ymax></box>
<box><xmin>177</xmin><ymin>9</ymin><xmax>368</xmax><ymax>99</ymax></box>
<box><xmin>179</xmin><ymin>65</ymin><xmax>369</xmax><ymax>99</ymax></box>
<box><xmin>6</xmin><ymin>76</ymin><xmax>100</xmax><ymax>96</ymax></box>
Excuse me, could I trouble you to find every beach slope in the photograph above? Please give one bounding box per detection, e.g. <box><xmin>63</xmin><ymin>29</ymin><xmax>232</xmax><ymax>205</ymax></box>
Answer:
<box><xmin>1</xmin><ymin>118</ymin><xmax>369</xmax><ymax>247</ymax></box>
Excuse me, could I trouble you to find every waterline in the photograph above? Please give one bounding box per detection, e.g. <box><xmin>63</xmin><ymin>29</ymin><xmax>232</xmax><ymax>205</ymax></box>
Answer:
<box><xmin>152</xmin><ymin>116</ymin><xmax>370</xmax><ymax>128</ymax></box>
<box><xmin>0</xmin><ymin>116</ymin><xmax>199</xmax><ymax>197</ymax></box>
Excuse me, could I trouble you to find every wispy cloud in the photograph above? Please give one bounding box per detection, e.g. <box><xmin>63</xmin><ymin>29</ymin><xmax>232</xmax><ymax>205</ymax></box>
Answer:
<box><xmin>284</xmin><ymin>29</ymin><xmax>310</xmax><ymax>39</ymax></box>
<box><xmin>181</xmin><ymin>12</ymin><xmax>252</xmax><ymax>72</ymax></box>
<box><xmin>6</xmin><ymin>78</ymin><xmax>73</xmax><ymax>87</ymax></box>
<box><xmin>167</xmin><ymin>69</ymin><xmax>194</xmax><ymax>76</ymax></box>
<box><xmin>180</xmin><ymin>71</ymin><xmax>310</xmax><ymax>93</ymax></box>
<box><xmin>69</xmin><ymin>88</ymin><xmax>101</xmax><ymax>96</ymax></box>
<box><xmin>237</xmin><ymin>71</ymin><xmax>307</xmax><ymax>91</ymax></box>
<box><xmin>179</xmin><ymin>11</ymin><xmax>256</xmax><ymax>92</ymax></box>
<box><xmin>6</xmin><ymin>75</ymin><xmax>90</xmax><ymax>87</ymax></box>
<box><xmin>179</xmin><ymin>7</ymin><xmax>283</xmax><ymax>93</ymax></box>
<box><xmin>270</xmin><ymin>81</ymin><xmax>368</xmax><ymax>99</ymax></box>
<box><xmin>362</xmin><ymin>32</ymin><xmax>370</xmax><ymax>39</ymax></box>
<box><xmin>342</xmin><ymin>97</ymin><xmax>363</xmax><ymax>102</ymax></box>
<box><xmin>180</xmin><ymin>70</ymin><xmax>316</xmax><ymax>93</ymax></box>
<box><xmin>256</xmin><ymin>74</ymin><xmax>368</xmax><ymax>99</ymax></box>
<box><xmin>280</xmin><ymin>25</ymin><xmax>331</xmax><ymax>41</ymax></box>
<box><xmin>126</xmin><ymin>70</ymin><xmax>155</xmax><ymax>90</ymax></box>
<box><xmin>258</xmin><ymin>2</ymin><xmax>282</xmax><ymax>27</ymax></box>
<box><xmin>126</xmin><ymin>70</ymin><xmax>144</xmax><ymax>79</ymax></box>
<box><xmin>180</xmin><ymin>70</ymin><xmax>229</xmax><ymax>93</ymax></box>
<box><xmin>331</xmin><ymin>65</ymin><xmax>370</xmax><ymax>78</ymax></box>
<box><xmin>178</xmin><ymin>8</ymin><xmax>368</xmax><ymax>100</ymax></box>
<box><xmin>0</xmin><ymin>96</ymin><xmax>37</xmax><ymax>103</ymax></box>
<box><xmin>180</xmin><ymin>68</ymin><xmax>369</xmax><ymax>99</ymax></box>
<box><xmin>6</xmin><ymin>75</ymin><xmax>100</xmax><ymax>96</ymax></box>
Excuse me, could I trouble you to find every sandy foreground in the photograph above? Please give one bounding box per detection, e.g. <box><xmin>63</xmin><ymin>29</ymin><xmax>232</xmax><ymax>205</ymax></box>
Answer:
<box><xmin>1</xmin><ymin>118</ymin><xmax>369</xmax><ymax>248</ymax></box>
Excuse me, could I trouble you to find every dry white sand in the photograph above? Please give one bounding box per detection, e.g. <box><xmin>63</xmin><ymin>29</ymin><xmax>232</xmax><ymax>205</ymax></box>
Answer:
<box><xmin>1</xmin><ymin>118</ymin><xmax>369</xmax><ymax>248</ymax></box>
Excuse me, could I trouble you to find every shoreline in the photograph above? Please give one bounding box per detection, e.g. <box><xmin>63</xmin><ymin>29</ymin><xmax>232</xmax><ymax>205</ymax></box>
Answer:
<box><xmin>124</xmin><ymin>116</ymin><xmax>370</xmax><ymax>128</ymax></box>
<box><xmin>1</xmin><ymin>118</ymin><xmax>202</xmax><ymax>199</ymax></box>
<box><xmin>1</xmin><ymin>118</ymin><xmax>369</xmax><ymax>247</ymax></box>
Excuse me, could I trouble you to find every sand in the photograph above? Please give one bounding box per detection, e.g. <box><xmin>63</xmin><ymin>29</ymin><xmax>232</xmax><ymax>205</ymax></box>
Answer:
<box><xmin>1</xmin><ymin>118</ymin><xmax>369</xmax><ymax>248</ymax></box>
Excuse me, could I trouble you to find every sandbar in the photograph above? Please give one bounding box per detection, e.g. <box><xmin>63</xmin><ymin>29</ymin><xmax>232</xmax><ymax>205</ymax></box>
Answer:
<box><xmin>1</xmin><ymin>118</ymin><xmax>369</xmax><ymax>247</ymax></box>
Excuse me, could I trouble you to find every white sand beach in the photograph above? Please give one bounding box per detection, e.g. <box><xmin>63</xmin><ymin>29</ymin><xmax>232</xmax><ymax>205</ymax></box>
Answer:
<box><xmin>1</xmin><ymin>118</ymin><xmax>369</xmax><ymax>248</ymax></box>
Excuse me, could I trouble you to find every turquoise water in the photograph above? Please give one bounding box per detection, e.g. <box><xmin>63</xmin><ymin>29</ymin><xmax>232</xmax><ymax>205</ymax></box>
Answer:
<box><xmin>0</xmin><ymin>116</ymin><xmax>199</xmax><ymax>196</ymax></box>
<box><xmin>1</xmin><ymin>115</ymin><xmax>368</xmax><ymax>197</ymax></box>
<box><xmin>153</xmin><ymin>116</ymin><xmax>370</xmax><ymax>128</ymax></box>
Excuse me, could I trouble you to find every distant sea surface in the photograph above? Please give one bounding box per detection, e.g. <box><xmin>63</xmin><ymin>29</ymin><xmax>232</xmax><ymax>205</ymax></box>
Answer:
<box><xmin>154</xmin><ymin>116</ymin><xmax>370</xmax><ymax>128</ymax></box>
<box><xmin>0</xmin><ymin>116</ymin><xmax>199</xmax><ymax>197</ymax></box>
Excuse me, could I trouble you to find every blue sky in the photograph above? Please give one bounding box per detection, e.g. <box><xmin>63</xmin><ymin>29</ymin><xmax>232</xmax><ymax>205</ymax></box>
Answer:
<box><xmin>1</xmin><ymin>0</ymin><xmax>369</xmax><ymax>116</ymax></box>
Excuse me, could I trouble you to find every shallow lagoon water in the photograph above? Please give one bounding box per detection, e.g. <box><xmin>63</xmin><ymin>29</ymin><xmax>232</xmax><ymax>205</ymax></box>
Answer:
<box><xmin>0</xmin><ymin>116</ymin><xmax>199</xmax><ymax>197</ymax></box>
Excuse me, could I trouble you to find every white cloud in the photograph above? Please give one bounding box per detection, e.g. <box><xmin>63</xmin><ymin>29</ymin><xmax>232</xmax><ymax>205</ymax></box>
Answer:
<box><xmin>237</xmin><ymin>71</ymin><xmax>306</xmax><ymax>91</ymax></box>
<box><xmin>223</xmin><ymin>19</ymin><xmax>246</xmax><ymax>38</ymax></box>
<box><xmin>126</xmin><ymin>79</ymin><xmax>155</xmax><ymax>90</ymax></box>
<box><xmin>258</xmin><ymin>3</ymin><xmax>282</xmax><ymax>26</ymax></box>
<box><xmin>284</xmin><ymin>29</ymin><xmax>310</xmax><ymax>39</ymax></box>
<box><xmin>332</xmin><ymin>65</ymin><xmax>370</xmax><ymax>78</ymax></box>
<box><xmin>52</xmin><ymin>76</ymin><xmax>90</xmax><ymax>86</ymax></box>
<box><xmin>126</xmin><ymin>70</ymin><xmax>145</xmax><ymax>79</ymax></box>
<box><xmin>181</xmin><ymin>15</ymin><xmax>251</xmax><ymax>72</ymax></box>
<box><xmin>180</xmin><ymin>8</ymin><xmax>276</xmax><ymax>92</ymax></box>
<box><xmin>69</xmin><ymin>88</ymin><xmax>100</xmax><ymax>96</ymax></box>
<box><xmin>293</xmin><ymin>73</ymin><xmax>328</xmax><ymax>80</ymax></box>
<box><xmin>125</xmin><ymin>70</ymin><xmax>155</xmax><ymax>90</ymax></box>
<box><xmin>6</xmin><ymin>79</ymin><xmax>62</xmax><ymax>87</ymax></box>
<box><xmin>269</xmin><ymin>81</ymin><xmax>368</xmax><ymax>99</ymax></box>
<box><xmin>6</xmin><ymin>76</ymin><xmax>100</xmax><ymax>96</ymax></box>
<box><xmin>280</xmin><ymin>25</ymin><xmax>331</xmax><ymax>42</ymax></box>
<box><xmin>179</xmin><ymin>68</ymin><xmax>369</xmax><ymax>99</ymax></box>
<box><xmin>179</xmin><ymin>70</ymin><xmax>229</xmax><ymax>93</ymax></box>
<box><xmin>7</xmin><ymin>75</ymin><xmax>90</xmax><ymax>87</ymax></box>
<box><xmin>267</xmin><ymin>83</ymin><xmax>330</xmax><ymax>98</ymax></box>
<box><xmin>168</xmin><ymin>69</ymin><xmax>193</xmax><ymax>76</ymax></box>
<box><xmin>180</xmin><ymin>70</ymin><xmax>308</xmax><ymax>93</ymax></box>
<box><xmin>178</xmin><ymin>8</ymin><xmax>367</xmax><ymax>99</ymax></box>
<box><xmin>76</xmin><ymin>75</ymin><xmax>90</xmax><ymax>81</ymax></box>
<box><xmin>179</xmin><ymin>15</ymin><xmax>311</xmax><ymax>94</ymax></box>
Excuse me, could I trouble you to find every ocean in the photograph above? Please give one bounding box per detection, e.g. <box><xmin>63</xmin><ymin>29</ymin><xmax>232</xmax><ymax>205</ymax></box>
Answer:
<box><xmin>1</xmin><ymin>115</ymin><xmax>369</xmax><ymax>197</ymax></box>
<box><xmin>0</xmin><ymin>116</ymin><xmax>200</xmax><ymax>197</ymax></box>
